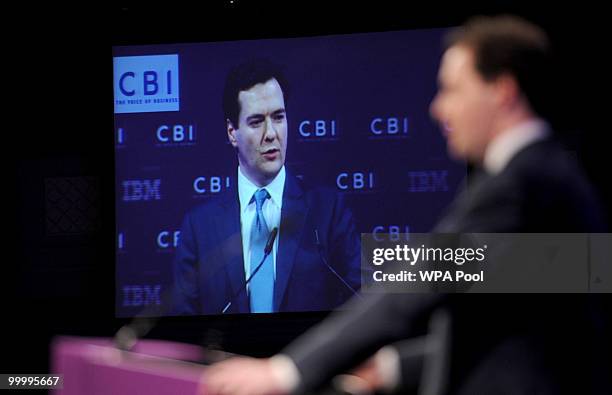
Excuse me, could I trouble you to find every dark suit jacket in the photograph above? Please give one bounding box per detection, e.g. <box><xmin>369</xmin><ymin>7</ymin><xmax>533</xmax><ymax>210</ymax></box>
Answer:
<box><xmin>434</xmin><ymin>138</ymin><xmax>606</xmax><ymax>233</ymax></box>
<box><xmin>283</xmin><ymin>137</ymin><xmax>610</xmax><ymax>395</ymax></box>
<box><xmin>172</xmin><ymin>171</ymin><xmax>361</xmax><ymax>315</ymax></box>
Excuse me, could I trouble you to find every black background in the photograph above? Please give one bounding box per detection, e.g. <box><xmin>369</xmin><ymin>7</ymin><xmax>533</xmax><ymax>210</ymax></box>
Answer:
<box><xmin>4</xmin><ymin>0</ymin><xmax>610</xmax><ymax>378</ymax></box>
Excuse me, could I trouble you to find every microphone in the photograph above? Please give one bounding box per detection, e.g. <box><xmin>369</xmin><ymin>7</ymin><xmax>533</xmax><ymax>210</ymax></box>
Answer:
<box><xmin>314</xmin><ymin>229</ymin><xmax>362</xmax><ymax>299</ymax></box>
<box><xmin>222</xmin><ymin>227</ymin><xmax>278</xmax><ymax>313</ymax></box>
<box><xmin>265</xmin><ymin>227</ymin><xmax>278</xmax><ymax>255</ymax></box>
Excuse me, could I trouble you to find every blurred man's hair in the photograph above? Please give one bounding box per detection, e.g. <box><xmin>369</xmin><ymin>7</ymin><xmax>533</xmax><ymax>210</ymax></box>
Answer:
<box><xmin>222</xmin><ymin>58</ymin><xmax>290</xmax><ymax>128</ymax></box>
<box><xmin>445</xmin><ymin>15</ymin><xmax>551</xmax><ymax>117</ymax></box>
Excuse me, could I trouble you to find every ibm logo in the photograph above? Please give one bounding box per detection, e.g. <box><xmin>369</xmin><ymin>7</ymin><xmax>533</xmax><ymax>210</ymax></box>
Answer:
<box><xmin>122</xmin><ymin>284</ymin><xmax>162</xmax><ymax>307</ymax></box>
<box><xmin>122</xmin><ymin>179</ymin><xmax>162</xmax><ymax>202</ymax></box>
<box><xmin>113</xmin><ymin>54</ymin><xmax>180</xmax><ymax>114</ymax></box>
<box><xmin>408</xmin><ymin>171</ymin><xmax>449</xmax><ymax>192</ymax></box>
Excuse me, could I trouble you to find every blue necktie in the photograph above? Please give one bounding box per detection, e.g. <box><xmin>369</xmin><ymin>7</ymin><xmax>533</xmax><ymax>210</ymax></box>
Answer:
<box><xmin>249</xmin><ymin>188</ymin><xmax>274</xmax><ymax>313</ymax></box>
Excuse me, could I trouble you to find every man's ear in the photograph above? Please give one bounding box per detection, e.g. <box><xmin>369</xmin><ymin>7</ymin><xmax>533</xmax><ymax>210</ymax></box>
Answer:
<box><xmin>494</xmin><ymin>74</ymin><xmax>521</xmax><ymax>109</ymax></box>
<box><xmin>227</xmin><ymin>119</ymin><xmax>238</xmax><ymax>148</ymax></box>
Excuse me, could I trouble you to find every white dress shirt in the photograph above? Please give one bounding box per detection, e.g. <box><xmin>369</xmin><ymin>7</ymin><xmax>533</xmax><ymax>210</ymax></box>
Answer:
<box><xmin>483</xmin><ymin>118</ymin><xmax>550</xmax><ymax>175</ymax></box>
<box><xmin>237</xmin><ymin>165</ymin><xmax>285</xmax><ymax>287</ymax></box>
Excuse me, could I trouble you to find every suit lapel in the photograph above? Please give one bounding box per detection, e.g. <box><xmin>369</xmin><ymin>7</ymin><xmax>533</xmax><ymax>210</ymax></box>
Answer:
<box><xmin>215</xmin><ymin>195</ymin><xmax>249</xmax><ymax>313</ymax></box>
<box><xmin>274</xmin><ymin>174</ymin><xmax>308</xmax><ymax>311</ymax></box>
<box><xmin>433</xmin><ymin>168</ymin><xmax>491</xmax><ymax>232</ymax></box>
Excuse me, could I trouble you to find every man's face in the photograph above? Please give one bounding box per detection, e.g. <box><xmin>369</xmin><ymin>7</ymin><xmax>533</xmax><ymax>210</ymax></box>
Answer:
<box><xmin>228</xmin><ymin>78</ymin><xmax>288</xmax><ymax>187</ymax></box>
<box><xmin>430</xmin><ymin>45</ymin><xmax>498</xmax><ymax>162</ymax></box>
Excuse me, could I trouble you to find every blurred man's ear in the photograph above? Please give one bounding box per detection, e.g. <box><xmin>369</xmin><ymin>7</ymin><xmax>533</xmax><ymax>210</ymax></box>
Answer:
<box><xmin>227</xmin><ymin>119</ymin><xmax>238</xmax><ymax>148</ymax></box>
<box><xmin>494</xmin><ymin>74</ymin><xmax>522</xmax><ymax>109</ymax></box>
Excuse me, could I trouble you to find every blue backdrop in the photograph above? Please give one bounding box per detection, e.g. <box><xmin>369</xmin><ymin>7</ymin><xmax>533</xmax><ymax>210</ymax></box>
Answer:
<box><xmin>113</xmin><ymin>28</ymin><xmax>466</xmax><ymax>317</ymax></box>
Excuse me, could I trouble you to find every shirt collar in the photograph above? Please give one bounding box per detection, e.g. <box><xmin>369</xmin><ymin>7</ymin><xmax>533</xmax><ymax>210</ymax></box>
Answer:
<box><xmin>238</xmin><ymin>165</ymin><xmax>286</xmax><ymax>212</ymax></box>
<box><xmin>483</xmin><ymin>118</ymin><xmax>550</xmax><ymax>175</ymax></box>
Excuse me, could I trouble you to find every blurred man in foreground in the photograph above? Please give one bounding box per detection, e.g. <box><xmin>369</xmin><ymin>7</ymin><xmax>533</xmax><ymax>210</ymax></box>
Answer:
<box><xmin>201</xmin><ymin>16</ymin><xmax>608</xmax><ymax>395</ymax></box>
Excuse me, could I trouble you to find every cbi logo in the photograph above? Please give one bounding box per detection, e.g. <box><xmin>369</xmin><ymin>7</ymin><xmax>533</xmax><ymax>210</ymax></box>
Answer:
<box><xmin>113</xmin><ymin>54</ymin><xmax>180</xmax><ymax>114</ymax></box>
<box><xmin>193</xmin><ymin>176</ymin><xmax>232</xmax><ymax>195</ymax></box>
<box><xmin>157</xmin><ymin>230</ymin><xmax>181</xmax><ymax>250</ymax></box>
<box><xmin>336</xmin><ymin>172</ymin><xmax>375</xmax><ymax>191</ymax></box>
<box><xmin>155</xmin><ymin>124</ymin><xmax>196</xmax><ymax>146</ymax></box>
<box><xmin>372</xmin><ymin>225</ymin><xmax>410</xmax><ymax>241</ymax></box>
<box><xmin>408</xmin><ymin>170</ymin><xmax>449</xmax><ymax>192</ymax></box>
<box><xmin>122</xmin><ymin>179</ymin><xmax>162</xmax><ymax>202</ymax></box>
<box><xmin>298</xmin><ymin>119</ymin><xmax>338</xmax><ymax>140</ymax></box>
<box><xmin>116</xmin><ymin>127</ymin><xmax>126</xmax><ymax>148</ymax></box>
<box><xmin>369</xmin><ymin>116</ymin><xmax>409</xmax><ymax>138</ymax></box>
<box><xmin>117</xmin><ymin>232</ymin><xmax>126</xmax><ymax>252</ymax></box>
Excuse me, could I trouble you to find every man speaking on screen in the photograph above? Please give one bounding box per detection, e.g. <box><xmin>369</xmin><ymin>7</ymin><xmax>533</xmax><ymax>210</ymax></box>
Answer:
<box><xmin>172</xmin><ymin>59</ymin><xmax>361</xmax><ymax>315</ymax></box>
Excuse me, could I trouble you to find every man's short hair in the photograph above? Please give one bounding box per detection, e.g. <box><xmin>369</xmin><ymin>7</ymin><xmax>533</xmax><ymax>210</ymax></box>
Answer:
<box><xmin>445</xmin><ymin>15</ymin><xmax>551</xmax><ymax>117</ymax></box>
<box><xmin>222</xmin><ymin>58</ymin><xmax>289</xmax><ymax>128</ymax></box>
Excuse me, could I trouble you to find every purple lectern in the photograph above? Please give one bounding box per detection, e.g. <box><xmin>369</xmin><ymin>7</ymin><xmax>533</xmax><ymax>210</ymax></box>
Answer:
<box><xmin>51</xmin><ymin>337</ymin><xmax>207</xmax><ymax>395</ymax></box>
